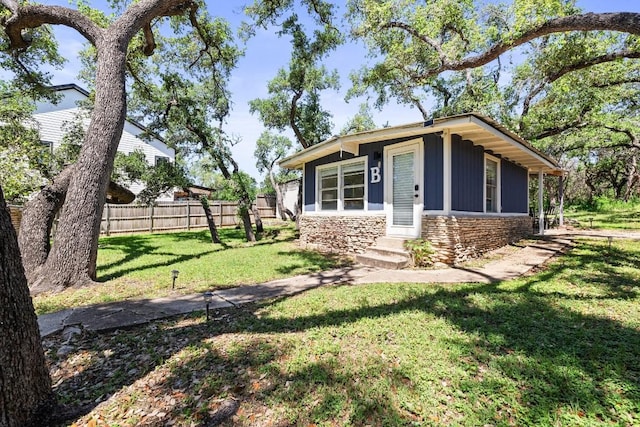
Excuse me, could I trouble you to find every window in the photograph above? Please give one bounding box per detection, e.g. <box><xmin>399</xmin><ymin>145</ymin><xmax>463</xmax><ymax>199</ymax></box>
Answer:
<box><xmin>319</xmin><ymin>167</ymin><xmax>338</xmax><ymax>210</ymax></box>
<box><xmin>317</xmin><ymin>159</ymin><xmax>366</xmax><ymax>211</ymax></box>
<box><xmin>155</xmin><ymin>156</ymin><xmax>170</xmax><ymax>166</ymax></box>
<box><xmin>485</xmin><ymin>156</ymin><xmax>499</xmax><ymax>213</ymax></box>
<box><xmin>40</xmin><ymin>140</ymin><xmax>53</xmax><ymax>154</ymax></box>
<box><xmin>342</xmin><ymin>162</ymin><xmax>365</xmax><ymax>210</ymax></box>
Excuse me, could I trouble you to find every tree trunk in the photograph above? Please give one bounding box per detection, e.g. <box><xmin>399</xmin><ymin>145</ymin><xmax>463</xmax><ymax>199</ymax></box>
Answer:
<box><xmin>18</xmin><ymin>165</ymin><xmax>74</xmax><ymax>284</ymax></box>
<box><xmin>624</xmin><ymin>155</ymin><xmax>639</xmax><ymax>202</ymax></box>
<box><xmin>270</xmin><ymin>170</ymin><xmax>290</xmax><ymax>221</ymax></box>
<box><xmin>252</xmin><ymin>203</ymin><xmax>264</xmax><ymax>234</ymax></box>
<box><xmin>0</xmin><ymin>185</ymin><xmax>52</xmax><ymax>427</ymax></box>
<box><xmin>29</xmin><ymin>42</ymin><xmax>127</xmax><ymax>293</ymax></box>
<box><xmin>199</xmin><ymin>197</ymin><xmax>221</xmax><ymax>244</ymax></box>
<box><xmin>295</xmin><ymin>177</ymin><xmax>303</xmax><ymax>230</ymax></box>
<box><xmin>240</xmin><ymin>207</ymin><xmax>255</xmax><ymax>242</ymax></box>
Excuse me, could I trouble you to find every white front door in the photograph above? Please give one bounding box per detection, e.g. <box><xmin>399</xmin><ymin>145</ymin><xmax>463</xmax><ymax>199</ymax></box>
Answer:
<box><xmin>385</xmin><ymin>141</ymin><xmax>423</xmax><ymax>237</ymax></box>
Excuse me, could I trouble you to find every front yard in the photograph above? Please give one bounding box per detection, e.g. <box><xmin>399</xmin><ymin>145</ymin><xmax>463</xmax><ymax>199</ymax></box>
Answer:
<box><xmin>33</xmin><ymin>226</ymin><xmax>349</xmax><ymax>315</ymax></box>
<box><xmin>41</xmin><ymin>235</ymin><xmax>640</xmax><ymax>426</ymax></box>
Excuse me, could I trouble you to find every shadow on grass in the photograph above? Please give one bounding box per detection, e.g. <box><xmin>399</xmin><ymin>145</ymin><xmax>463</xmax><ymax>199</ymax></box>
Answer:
<box><xmin>97</xmin><ymin>250</ymin><xmax>218</xmax><ymax>282</ymax></box>
<box><xmin>49</xmin><ymin>240</ymin><xmax>640</xmax><ymax>425</ymax></box>
<box><xmin>95</xmin><ymin>226</ymin><xmax>298</xmax><ymax>281</ymax></box>
<box><xmin>275</xmin><ymin>249</ymin><xmax>352</xmax><ymax>275</ymax></box>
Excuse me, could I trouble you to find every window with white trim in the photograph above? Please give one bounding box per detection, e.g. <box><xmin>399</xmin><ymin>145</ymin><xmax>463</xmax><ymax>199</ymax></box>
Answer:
<box><xmin>485</xmin><ymin>156</ymin><xmax>499</xmax><ymax>213</ymax></box>
<box><xmin>317</xmin><ymin>159</ymin><xmax>366</xmax><ymax>211</ymax></box>
<box><xmin>319</xmin><ymin>166</ymin><xmax>338</xmax><ymax>210</ymax></box>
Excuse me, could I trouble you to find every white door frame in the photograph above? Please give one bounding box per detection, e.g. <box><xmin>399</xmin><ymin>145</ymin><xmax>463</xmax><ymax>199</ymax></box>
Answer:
<box><xmin>384</xmin><ymin>139</ymin><xmax>424</xmax><ymax>237</ymax></box>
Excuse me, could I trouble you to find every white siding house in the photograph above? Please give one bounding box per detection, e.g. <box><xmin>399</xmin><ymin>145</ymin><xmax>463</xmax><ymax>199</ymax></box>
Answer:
<box><xmin>33</xmin><ymin>84</ymin><xmax>175</xmax><ymax>201</ymax></box>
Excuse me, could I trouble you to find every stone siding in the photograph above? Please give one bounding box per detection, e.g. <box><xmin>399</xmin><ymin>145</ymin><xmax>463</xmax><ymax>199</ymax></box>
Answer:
<box><xmin>422</xmin><ymin>215</ymin><xmax>532</xmax><ymax>265</ymax></box>
<box><xmin>299</xmin><ymin>215</ymin><xmax>386</xmax><ymax>254</ymax></box>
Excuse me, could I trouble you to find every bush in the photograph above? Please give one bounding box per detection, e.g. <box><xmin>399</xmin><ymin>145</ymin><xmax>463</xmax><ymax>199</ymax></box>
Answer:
<box><xmin>403</xmin><ymin>238</ymin><xmax>435</xmax><ymax>267</ymax></box>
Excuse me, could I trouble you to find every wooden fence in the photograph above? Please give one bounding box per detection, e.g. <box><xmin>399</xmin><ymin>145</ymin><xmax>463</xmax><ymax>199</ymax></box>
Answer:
<box><xmin>8</xmin><ymin>196</ymin><xmax>276</xmax><ymax>236</ymax></box>
<box><xmin>101</xmin><ymin>196</ymin><xmax>276</xmax><ymax>235</ymax></box>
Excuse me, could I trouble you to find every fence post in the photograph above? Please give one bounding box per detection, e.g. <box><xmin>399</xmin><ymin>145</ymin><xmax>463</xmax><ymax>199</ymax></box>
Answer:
<box><xmin>186</xmin><ymin>201</ymin><xmax>191</xmax><ymax>231</ymax></box>
<box><xmin>218</xmin><ymin>202</ymin><xmax>223</xmax><ymax>227</ymax></box>
<box><xmin>149</xmin><ymin>203</ymin><xmax>154</xmax><ymax>233</ymax></box>
<box><xmin>105</xmin><ymin>203</ymin><xmax>111</xmax><ymax>236</ymax></box>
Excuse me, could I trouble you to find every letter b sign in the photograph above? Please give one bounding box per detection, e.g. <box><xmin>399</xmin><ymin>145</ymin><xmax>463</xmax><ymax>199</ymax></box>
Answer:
<box><xmin>370</xmin><ymin>166</ymin><xmax>381</xmax><ymax>184</ymax></box>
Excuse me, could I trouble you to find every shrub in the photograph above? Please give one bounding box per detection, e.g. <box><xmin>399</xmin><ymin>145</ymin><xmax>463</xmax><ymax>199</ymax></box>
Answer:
<box><xmin>403</xmin><ymin>238</ymin><xmax>435</xmax><ymax>267</ymax></box>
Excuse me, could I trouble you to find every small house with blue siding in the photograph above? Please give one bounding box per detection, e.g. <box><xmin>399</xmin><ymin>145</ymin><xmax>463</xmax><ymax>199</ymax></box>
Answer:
<box><xmin>280</xmin><ymin>113</ymin><xmax>562</xmax><ymax>266</ymax></box>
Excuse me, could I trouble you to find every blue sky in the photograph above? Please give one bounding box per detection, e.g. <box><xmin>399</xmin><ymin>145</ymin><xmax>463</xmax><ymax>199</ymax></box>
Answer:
<box><xmin>23</xmin><ymin>1</ymin><xmax>640</xmax><ymax>181</ymax></box>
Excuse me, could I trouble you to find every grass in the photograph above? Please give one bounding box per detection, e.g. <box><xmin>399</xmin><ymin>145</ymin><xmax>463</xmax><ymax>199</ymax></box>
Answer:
<box><xmin>33</xmin><ymin>225</ymin><xmax>350</xmax><ymax>315</ymax></box>
<box><xmin>564</xmin><ymin>198</ymin><xmax>640</xmax><ymax>230</ymax></box>
<box><xmin>45</xmin><ymin>238</ymin><xmax>640</xmax><ymax>426</ymax></box>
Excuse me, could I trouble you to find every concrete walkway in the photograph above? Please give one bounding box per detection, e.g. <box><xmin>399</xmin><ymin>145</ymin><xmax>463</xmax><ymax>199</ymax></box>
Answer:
<box><xmin>38</xmin><ymin>230</ymin><xmax>626</xmax><ymax>338</ymax></box>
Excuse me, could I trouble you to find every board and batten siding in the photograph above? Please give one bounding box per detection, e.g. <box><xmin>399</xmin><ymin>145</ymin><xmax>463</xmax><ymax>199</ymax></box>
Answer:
<box><xmin>303</xmin><ymin>135</ymin><xmax>426</xmax><ymax>212</ymax></box>
<box><xmin>451</xmin><ymin>135</ymin><xmax>484</xmax><ymax>212</ymax></box>
<box><xmin>424</xmin><ymin>133</ymin><xmax>444</xmax><ymax>211</ymax></box>
<box><xmin>501</xmin><ymin>159</ymin><xmax>529</xmax><ymax>213</ymax></box>
<box><xmin>302</xmin><ymin>131</ymin><xmax>530</xmax><ymax>216</ymax></box>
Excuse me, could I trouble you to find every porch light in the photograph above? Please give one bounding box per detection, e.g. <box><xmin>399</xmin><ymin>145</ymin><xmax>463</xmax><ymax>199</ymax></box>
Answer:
<box><xmin>203</xmin><ymin>291</ymin><xmax>213</xmax><ymax>322</ymax></box>
<box><xmin>171</xmin><ymin>269</ymin><xmax>179</xmax><ymax>289</ymax></box>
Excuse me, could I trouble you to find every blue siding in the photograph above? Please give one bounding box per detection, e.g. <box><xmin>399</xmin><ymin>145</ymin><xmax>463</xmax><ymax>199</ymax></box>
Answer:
<box><xmin>424</xmin><ymin>133</ymin><xmax>443</xmax><ymax>210</ymax></box>
<box><xmin>451</xmin><ymin>135</ymin><xmax>484</xmax><ymax>212</ymax></box>
<box><xmin>358</xmin><ymin>141</ymin><xmax>387</xmax><ymax>210</ymax></box>
<box><xmin>302</xmin><ymin>130</ymin><xmax>531</xmax><ymax>215</ymax></box>
<box><xmin>303</xmin><ymin>135</ymin><xmax>427</xmax><ymax>212</ymax></box>
<box><xmin>501</xmin><ymin>160</ymin><xmax>528</xmax><ymax>213</ymax></box>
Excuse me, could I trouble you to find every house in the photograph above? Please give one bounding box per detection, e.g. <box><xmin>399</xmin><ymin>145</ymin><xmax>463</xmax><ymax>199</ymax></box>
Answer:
<box><xmin>280</xmin><ymin>113</ymin><xmax>562</xmax><ymax>266</ymax></box>
<box><xmin>277</xmin><ymin>178</ymin><xmax>301</xmax><ymax>219</ymax></box>
<box><xmin>34</xmin><ymin>84</ymin><xmax>176</xmax><ymax>201</ymax></box>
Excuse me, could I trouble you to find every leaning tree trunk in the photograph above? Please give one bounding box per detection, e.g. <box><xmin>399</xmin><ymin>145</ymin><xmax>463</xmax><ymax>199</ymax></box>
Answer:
<box><xmin>239</xmin><ymin>207</ymin><xmax>255</xmax><ymax>242</ymax></box>
<box><xmin>30</xmin><ymin>42</ymin><xmax>128</xmax><ymax>294</ymax></box>
<box><xmin>199</xmin><ymin>196</ymin><xmax>221</xmax><ymax>244</ymax></box>
<box><xmin>269</xmin><ymin>170</ymin><xmax>291</xmax><ymax>221</ymax></box>
<box><xmin>18</xmin><ymin>165</ymin><xmax>74</xmax><ymax>284</ymax></box>
<box><xmin>0</xmin><ymin>185</ymin><xmax>52</xmax><ymax>427</ymax></box>
<box><xmin>252</xmin><ymin>204</ymin><xmax>264</xmax><ymax>234</ymax></box>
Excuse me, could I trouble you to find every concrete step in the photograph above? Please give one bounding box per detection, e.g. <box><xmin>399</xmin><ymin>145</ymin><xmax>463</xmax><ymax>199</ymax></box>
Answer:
<box><xmin>367</xmin><ymin>246</ymin><xmax>410</xmax><ymax>258</ymax></box>
<box><xmin>374</xmin><ymin>236</ymin><xmax>408</xmax><ymax>250</ymax></box>
<box><xmin>356</xmin><ymin>251</ymin><xmax>410</xmax><ymax>270</ymax></box>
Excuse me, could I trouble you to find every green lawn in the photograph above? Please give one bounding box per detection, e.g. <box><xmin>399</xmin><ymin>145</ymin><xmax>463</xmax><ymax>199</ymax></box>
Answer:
<box><xmin>47</xmin><ymin>238</ymin><xmax>640</xmax><ymax>426</ymax></box>
<box><xmin>33</xmin><ymin>226</ymin><xmax>349</xmax><ymax>315</ymax></box>
<box><xmin>564</xmin><ymin>199</ymin><xmax>640</xmax><ymax>230</ymax></box>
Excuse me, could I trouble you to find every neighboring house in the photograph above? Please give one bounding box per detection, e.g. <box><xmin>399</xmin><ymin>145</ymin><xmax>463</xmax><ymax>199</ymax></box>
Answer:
<box><xmin>277</xmin><ymin>178</ymin><xmax>300</xmax><ymax>219</ymax></box>
<box><xmin>280</xmin><ymin>113</ymin><xmax>562</xmax><ymax>265</ymax></box>
<box><xmin>173</xmin><ymin>184</ymin><xmax>215</xmax><ymax>200</ymax></box>
<box><xmin>34</xmin><ymin>84</ymin><xmax>175</xmax><ymax>201</ymax></box>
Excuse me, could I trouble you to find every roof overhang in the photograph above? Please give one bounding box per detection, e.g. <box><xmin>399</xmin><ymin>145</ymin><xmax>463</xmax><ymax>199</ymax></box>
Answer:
<box><xmin>280</xmin><ymin>113</ymin><xmax>562</xmax><ymax>175</ymax></box>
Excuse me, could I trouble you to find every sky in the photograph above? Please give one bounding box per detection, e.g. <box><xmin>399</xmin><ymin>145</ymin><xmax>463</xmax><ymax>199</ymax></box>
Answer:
<box><xmin>15</xmin><ymin>0</ymin><xmax>640</xmax><ymax>182</ymax></box>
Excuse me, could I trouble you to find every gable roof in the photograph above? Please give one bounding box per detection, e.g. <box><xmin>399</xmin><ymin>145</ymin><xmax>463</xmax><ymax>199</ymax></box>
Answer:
<box><xmin>48</xmin><ymin>84</ymin><xmax>166</xmax><ymax>144</ymax></box>
<box><xmin>280</xmin><ymin>113</ymin><xmax>562</xmax><ymax>175</ymax></box>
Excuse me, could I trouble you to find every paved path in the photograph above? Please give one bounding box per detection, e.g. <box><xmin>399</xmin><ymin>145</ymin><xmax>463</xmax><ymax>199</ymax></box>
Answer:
<box><xmin>38</xmin><ymin>230</ymin><xmax>630</xmax><ymax>338</ymax></box>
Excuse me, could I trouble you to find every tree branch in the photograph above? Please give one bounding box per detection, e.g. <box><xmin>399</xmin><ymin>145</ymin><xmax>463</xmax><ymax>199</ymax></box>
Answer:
<box><xmin>521</xmin><ymin>49</ymin><xmax>640</xmax><ymax>118</ymax></box>
<box><xmin>115</xmin><ymin>0</ymin><xmax>195</xmax><ymax>54</ymax></box>
<box><xmin>387</xmin><ymin>12</ymin><xmax>640</xmax><ymax>78</ymax></box>
<box><xmin>289</xmin><ymin>89</ymin><xmax>309</xmax><ymax>148</ymax></box>
<box><xmin>603</xmin><ymin>125</ymin><xmax>640</xmax><ymax>149</ymax></box>
<box><xmin>0</xmin><ymin>2</ymin><xmax>102</xmax><ymax>48</ymax></box>
<box><xmin>383</xmin><ymin>21</ymin><xmax>448</xmax><ymax>65</ymax></box>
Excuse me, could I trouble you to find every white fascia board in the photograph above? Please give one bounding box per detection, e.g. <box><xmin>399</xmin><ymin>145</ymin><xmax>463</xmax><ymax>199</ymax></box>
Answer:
<box><xmin>466</xmin><ymin>116</ymin><xmax>559</xmax><ymax>171</ymax></box>
<box><xmin>280</xmin><ymin>122</ymin><xmax>444</xmax><ymax>169</ymax></box>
